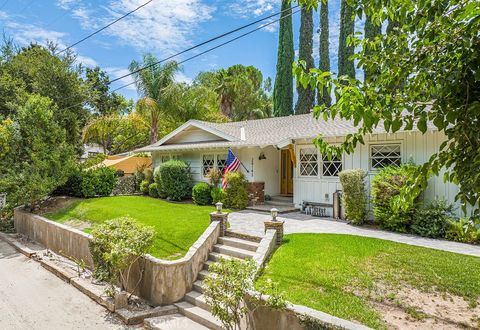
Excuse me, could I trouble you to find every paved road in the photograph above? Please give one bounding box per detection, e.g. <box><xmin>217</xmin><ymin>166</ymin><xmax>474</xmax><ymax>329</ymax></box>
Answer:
<box><xmin>229</xmin><ymin>210</ymin><xmax>480</xmax><ymax>257</ymax></box>
<box><xmin>0</xmin><ymin>240</ymin><xmax>127</xmax><ymax>330</ymax></box>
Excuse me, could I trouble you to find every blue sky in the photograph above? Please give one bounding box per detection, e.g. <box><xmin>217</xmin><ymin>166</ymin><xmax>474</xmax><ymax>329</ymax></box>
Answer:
<box><xmin>0</xmin><ymin>0</ymin><xmax>356</xmax><ymax>101</ymax></box>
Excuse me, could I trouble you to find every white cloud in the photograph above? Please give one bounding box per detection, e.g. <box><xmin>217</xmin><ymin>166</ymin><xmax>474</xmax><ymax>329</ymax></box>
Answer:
<box><xmin>75</xmin><ymin>54</ymin><xmax>98</xmax><ymax>67</ymax></box>
<box><xmin>4</xmin><ymin>21</ymin><xmax>67</xmax><ymax>48</ymax></box>
<box><xmin>62</xmin><ymin>0</ymin><xmax>215</xmax><ymax>55</ymax></box>
<box><xmin>229</xmin><ymin>0</ymin><xmax>278</xmax><ymax>17</ymax></box>
<box><xmin>0</xmin><ymin>10</ymin><xmax>7</xmax><ymax>20</ymax></box>
<box><xmin>104</xmin><ymin>67</ymin><xmax>137</xmax><ymax>91</ymax></box>
<box><xmin>175</xmin><ymin>72</ymin><xmax>192</xmax><ymax>84</ymax></box>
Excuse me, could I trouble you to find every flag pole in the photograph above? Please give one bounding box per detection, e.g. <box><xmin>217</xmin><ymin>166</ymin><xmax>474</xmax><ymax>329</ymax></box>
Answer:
<box><xmin>229</xmin><ymin>148</ymin><xmax>249</xmax><ymax>173</ymax></box>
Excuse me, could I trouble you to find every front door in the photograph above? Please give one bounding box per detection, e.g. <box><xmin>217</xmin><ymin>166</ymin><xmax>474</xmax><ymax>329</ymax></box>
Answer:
<box><xmin>280</xmin><ymin>149</ymin><xmax>293</xmax><ymax>195</ymax></box>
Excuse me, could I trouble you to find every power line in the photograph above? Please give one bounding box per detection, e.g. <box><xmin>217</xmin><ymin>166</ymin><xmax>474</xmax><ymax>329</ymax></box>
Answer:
<box><xmin>57</xmin><ymin>0</ymin><xmax>155</xmax><ymax>54</ymax></box>
<box><xmin>109</xmin><ymin>4</ymin><xmax>299</xmax><ymax>85</ymax></box>
<box><xmin>112</xmin><ymin>8</ymin><xmax>300</xmax><ymax>92</ymax></box>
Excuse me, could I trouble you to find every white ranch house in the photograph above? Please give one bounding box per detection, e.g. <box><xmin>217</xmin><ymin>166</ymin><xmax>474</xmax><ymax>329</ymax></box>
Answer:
<box><xmin>138</xmin><ymin>114</ymin><xmax>462</xmax><ymax>217</ymax></box>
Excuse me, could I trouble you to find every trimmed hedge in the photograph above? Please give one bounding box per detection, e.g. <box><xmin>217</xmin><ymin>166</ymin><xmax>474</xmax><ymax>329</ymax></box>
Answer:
<box><xmin>339</xmin><ymin>169</ymin><xmax>367</xmax><ymax>225</ymax></box>
<box><xmin>140</xmin><ymin>180</ymin><xmax>149</xmax><ymax>195</ymax></box>
<box><xmin>148</xmin><ymin>183</ymin><xmax>159</xmax><ymax>198</ymax></box>
<box><xmin>211</xmin><ymin>187</ymin><xmax>226</xmax><ymax>205</ymax></box>
<box><xmin>155</xmin><ymin>160</ymin><xmax>193</xmax><ymax>201</ymax></box>
<box><xmin>224</xmin><ymin>172</ymin><xmax>249</xmax><ymax>209</ymax></box>
<box><xmin>57</xmin><ymin>166</ymin><xmax>117</xmax><ymax>198</ymax></box>
<box><xmin>192</xmin><ymin>182</ymin><xmax>212</xmax><ymax>205</ymax></box>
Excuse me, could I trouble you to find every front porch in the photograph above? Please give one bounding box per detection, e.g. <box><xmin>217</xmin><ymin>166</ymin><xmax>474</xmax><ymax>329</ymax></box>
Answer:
<box><xmin>246</xmin><ymin>195</ymin><xmax>298</xmax><ymax>213</ymax></box>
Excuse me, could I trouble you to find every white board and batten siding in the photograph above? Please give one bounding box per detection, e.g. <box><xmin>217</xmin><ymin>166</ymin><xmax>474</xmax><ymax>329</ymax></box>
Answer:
<box><xmin>293</xmin><ymin>130</ymin><xmax>465</xmax><ymax>217</ymax></box>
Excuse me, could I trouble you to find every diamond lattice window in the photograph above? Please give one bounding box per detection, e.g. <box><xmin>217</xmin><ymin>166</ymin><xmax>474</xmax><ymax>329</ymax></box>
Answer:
<box><xmin>370</xmin><ymin>144</ymin><xmax>401</xmax><ymax>169</ymax></box>
<box><xmin>202</xmin><ymin>155</ymin><xmax>215</xmax><ymax>176</ymax></box>
<box><xmin>217</xmin><ymin>154</ymin><xmax>227</xmax><ymax>174</ymax></box>
<box><xmin>322</xmin><ymin>155</ymin><xmax>342</xmax><ymax>176</ymax></box>
<box><xmin>300</xmin><ymin>148</ymin><xmax>318</xmax><ymax>176</ymax></box>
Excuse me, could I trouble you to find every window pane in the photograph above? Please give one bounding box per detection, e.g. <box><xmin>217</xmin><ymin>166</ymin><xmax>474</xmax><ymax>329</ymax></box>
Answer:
<box><xmin>202</xmin><ymin>155</ymin><xmax>215</xmax><ymax>176</ymax></box>
<box><xmin>370</xmin><ymin>144</ymin><xmax>401</xmax><ymax>169</ymax></box>
<box><xmin>217</xmin><ymin>154</ymin><xmax>227</xmax><ymax>174</ymax></box>
<box><xmin>299</xmin><ymin>148</ymin><xmax>318</xmax><ymax>176</ymax></box>
<box><xmin>322</xmin><ymin>155</ymin><xmax>342</xmax><ymax>176</ymax></box>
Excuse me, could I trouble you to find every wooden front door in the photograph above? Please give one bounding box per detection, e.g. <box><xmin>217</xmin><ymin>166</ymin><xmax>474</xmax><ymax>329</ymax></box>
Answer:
<box><xmin>280</xmin><ymin>149</ymin><xmax>294</xmax><ymax>195</ymax></box>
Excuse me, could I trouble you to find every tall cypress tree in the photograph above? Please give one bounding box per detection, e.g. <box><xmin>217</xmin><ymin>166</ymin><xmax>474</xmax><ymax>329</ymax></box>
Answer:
<box><xmin>273</xmin><ymin>0</ymin><xmax>294</xmax><ymax>117</ymax></box>
<box><xmin>318</xmin><ymin>0</ymin><xmax>331</xmax><ymax>106</ymax></box>
<box><xmin>295</xmin><ymin>6</ymin><xmax>315</xmax><ymax>114</ymax></box>
<box><xmin>338</xmin><ymin>0</ymin><xmax>355</xmax><ymax>78</ymax></box>
<box><xmin>364</xmin><ymin>15</ymin><xmax>382</xmax><ymax>81</ymax></box>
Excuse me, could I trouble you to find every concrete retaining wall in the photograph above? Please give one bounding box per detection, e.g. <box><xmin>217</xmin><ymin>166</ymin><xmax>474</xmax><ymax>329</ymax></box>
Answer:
<box><xmin>13</xmin><ymin>208</ymin><xmax>220</xmax><ymax>306</ymax></box>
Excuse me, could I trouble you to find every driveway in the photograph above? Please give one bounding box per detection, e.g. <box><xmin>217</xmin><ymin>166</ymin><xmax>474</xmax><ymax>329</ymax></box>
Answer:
<box><xmin>229</xmin><ymin>210</ymin><xmax>480</xmax><ymax>257</ymax></box>
<box><xmin>0</xmin><ymin>240</ymin><xmax>127</xmax><ymax>330</ymax></box>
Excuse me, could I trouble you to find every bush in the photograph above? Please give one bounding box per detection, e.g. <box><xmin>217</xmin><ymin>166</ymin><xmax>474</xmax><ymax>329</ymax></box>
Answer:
<box><xmin>148</xmin><ymin>183</ymin><xmax>159</xmax><ymax>198</ymax></box>
<box><xmin>89</xmin><ymin>217</ymin><xmax>154</xmax><ymax>292</ymax></box>
<box><xmin>224</xmin><ymin>172</ymin><xmax>249</xmax><ymax>209</ymax></box>
<box><xmin>207</xmin><ymin>168</ymin><xmax>222</xmax><ymax>187</ymax></box>
<box><xmin>192</xmin><ymin>182</ymin><xmax>212</xmax><ymax>205</ymax></box>
<box><xmin>371</xmin><ymin>164</ymin><xmax>421</xmax><ymax>232</ymax></box>
<box><xmin>144</xmin><ymin>168</ymin><xmax>154</xmax><ymax>184</ymax></box>
<box><xmin>153</xmin><ymin>165</ymin><xmax>168</xmax><ymax>199</ymax></box>
<box><xmin>339</xmin><ymin>169</ymin><xmax>367</xmax><ymax>225</ymax></box>
<box><xmin>156</xmin><ymin>160</ymin><xmax>193</xmax><ymax>201</ymax></box>
<box><xmin>140</xmin><ymin>180</ymin><xmax>149</xmax><ymax>194</ymax></box>
<box><xmin>94</xmin><ymin>167</ymin><xmax>117</xmax><ymax>196</ymax></box>
<box><xmin>211</xmin><ymin>187</ymin><xmax>226</xmax><ymax>205</ymax></box>
<box><xmin>80</xmin><ymin>170</ymin><xmax>98</xmax><ymax>198</ymax></box>
<box><xmin>411</xmin><ymin>200</ymin><xmax>455</xmax><ymax>238</ymax></box>
<box><xmin>54</xmin><ymin>167</ymin><xmax>84</xmax><ymax>197</ymax></box>
<box><xmin>445</xmin><ymin>218</ymin><xmax>480</xmax><ymax>244</ymax></box>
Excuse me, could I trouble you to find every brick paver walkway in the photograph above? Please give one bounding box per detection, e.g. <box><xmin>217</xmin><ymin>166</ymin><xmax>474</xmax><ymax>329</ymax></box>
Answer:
<box><xmin>228</xmin><ymin>210</ymin><xmax>480</xmax><ymax>257</ymax></box>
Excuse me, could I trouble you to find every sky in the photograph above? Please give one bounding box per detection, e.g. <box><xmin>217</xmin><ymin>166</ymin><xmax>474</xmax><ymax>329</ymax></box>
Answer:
<box><xmin>0</xmin><ymin>0</ymin><xmax>360</xmax><ymax>101</ymax></box>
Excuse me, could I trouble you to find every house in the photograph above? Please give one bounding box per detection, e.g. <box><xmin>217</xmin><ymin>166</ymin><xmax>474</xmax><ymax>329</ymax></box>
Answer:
<box><xmin>80</xmin><ymin>143</ymin><xmax>104</xmax><ymax>162</ymax></box>
<box><xmin>137</xmin><ymin>114</ymin><xmax>463</xmax><ymax>216</ymax></box>
<box><xmin>91</xmin><ymin>155</ymin><xmax>152</xmax><ymax>176</ymax></box>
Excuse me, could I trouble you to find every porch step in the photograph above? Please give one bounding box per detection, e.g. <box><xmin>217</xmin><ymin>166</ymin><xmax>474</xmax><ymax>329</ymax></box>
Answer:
<box><xmin>217</xmin><ymin>236</ymin><xmax>259</xmax><ymax>252</ymax></box>
<box><xmin>185</xmin><ymin>290</ymin><xmax>210</xmax><ymax>311</ymax></box>
<box><xmin>144</xmin><ymin>313</ymin><xmax>209</xmax><ymax>330</ymax></box>
<box><xmin>197</xmin><ymin>269</ymin><xmax>210</xmax><ymax>281</ymax></box>
<box><xmin>246</xmin><ymin>203</ymin><xmax>298</xmax><ymax>214</ymax></box>
<box><xmin>265</xmin><ymin>200</ymin><xmax>295</xmax><ymax>207</ymax></box>
<box><xmin>203</xmin><ymin>260</ymin><xmax>214</xmax><ymax>271</ymax></box>
<box><xmin>213</xmin><ymin>244</ymin><xmax>256</xmax><ymax>260</ymax></box>
<box><xmin>175</xmin><ymin>301</ymin><xmax>223</xmax><ymax>330</ymax></box>
<box><xmin>208</xmin><ymin>252</ymin><xmax>240</xmax><ymax>262</ymax></box>
<box><xmin>192</xmin><ymin>280</ymin><xmax>205</xmax><ymax>293</ymax></box>
<box><xmin>270</xmin><ymin>195</ymin><xmax>294</xmax><ymax>203</ymax></box>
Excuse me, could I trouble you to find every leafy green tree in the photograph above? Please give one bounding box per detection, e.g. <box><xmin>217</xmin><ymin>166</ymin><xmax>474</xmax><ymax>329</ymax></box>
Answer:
<box><xmin>0</xmin><ymin>94</ymin><xmax>75</xmax><ymax>209</ymax></box>
<box><xmin>295</xmin><ymin>0</ymin><xmax>480</xmax><ymax>215</ymax></box>
<box><xmin>338</xmin><ymin>0</ymin><xmax>355</xmax><ymax>78</ymax></box>
<box><xmin>364</xmin><ymin>14</ymin><xmax>382</xmax><ymax>81</ymax></box>
<box><xmin>318</xmin><ymin>0</ymin><xmax>331</xmax><ymax>106</ymax></box>
<box><xmin>295</xmin><ymin>6</ymin><xmax>315</xmax><ymax>114</ymax></box>
<box><xmin>273</xmin><ymin>0</ymin><xmax>294</xmax><ymax>117</ymax></box>
<box><xmin>129</xmin><ymin>55</ymin><xmax>180</xmax><ymax>144</ymax></box>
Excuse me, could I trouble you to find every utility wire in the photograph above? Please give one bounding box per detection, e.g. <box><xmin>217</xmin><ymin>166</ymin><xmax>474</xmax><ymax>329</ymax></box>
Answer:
<box><xmin>108</xmin><ymin>4</ymin><xmax>299</xmax><ymax>84</ymax></box>
<box><xmin>111</xmin><ymin>8</ymin><xmax>301</xmax><ymax>92</ymax></box>
<box><xmin>57</xmin><ymin>0</ymin><xmax>155</xmax><ymax>54</ymax></box>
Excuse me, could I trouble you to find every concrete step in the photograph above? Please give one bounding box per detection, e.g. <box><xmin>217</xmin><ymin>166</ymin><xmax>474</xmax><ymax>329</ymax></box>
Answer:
<box><xmin>265</xmin><ymin>200</ymin><xmax>295</xmax><ymax>207</ymax></box>
<box><xmin>270</xmin><ymin>195</ymin><xmax>294</xmax><ymax>203</ymax></box>
<box><xmin>197</xmin><ymin>269</ymin><xmax>210</xmax><ymax>281</ymax></box>
<box><xmin>175</xmin><ymin>301</ymin><xmax>223</xmax><ymax>330</ymax></box>
<box><xmin>203</xmin><ymin>260</ymin><xmax>214</xmax><ymax>271</ymax></box>
<box><xmin>144</xmin><ymin>313</ymin><xmax>209</xmax><ymax>330</ymax></box>
<box><xmin>217</xmin><ymin>236</ymin><xmax>259</xmax><ymax>252</ymax></box>
<box><xmin>192</xmin><ymin>280</ymin><xmax>204</xmax><ymax>293</ymax></box>
<box><xmin>185</xmin><ymin>290</ymin><xmax>210</xmax><ymax>311</ymax></box>
<box><xmin>213</xmin><ymin>244</ymin><xmax>256</xmax><ymax>260</ymax></box>
<box><xmin>208</xmin><ymin>252</ymin><xmax>240</xmax><ymax>262</ymax></box>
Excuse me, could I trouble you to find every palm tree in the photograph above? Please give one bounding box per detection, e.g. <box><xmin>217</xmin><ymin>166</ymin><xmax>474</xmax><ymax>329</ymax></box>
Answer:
<box><xmin>129</xmin><ymin>55</ymin><xmax>179</xmax><ymax>144</ymax></box>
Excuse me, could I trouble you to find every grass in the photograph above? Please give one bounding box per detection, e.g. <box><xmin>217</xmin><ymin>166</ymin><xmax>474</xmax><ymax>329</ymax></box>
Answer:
<box><xmin>46</xmin><ymin>196</ymin><xmax>220</xmax><ymax>260</ymax></box>
<box><xmin>256</xmin><ymin>233</ymin><xmax>480</xmax><ymax>329</ymax></box>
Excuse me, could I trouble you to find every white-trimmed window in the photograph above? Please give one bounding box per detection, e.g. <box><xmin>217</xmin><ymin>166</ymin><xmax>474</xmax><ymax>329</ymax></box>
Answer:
<box><xmin>299</xmin><ymin>148</ymin><xmax>319</xmax><ymax>177</ymax></box>
<box><xmin>322</xmin><ymin>155</ymin><xmax>342</xmax><ymax>176</ymax></box>
<box><xmin>202</xmin><ymin>153</ymin><xmax>228</xmax><ymax>177</ymax></box>
<box><xmin>370</xmin><ymin>144</ymin><xmax>402</xmax><ymax>169</ymax></box>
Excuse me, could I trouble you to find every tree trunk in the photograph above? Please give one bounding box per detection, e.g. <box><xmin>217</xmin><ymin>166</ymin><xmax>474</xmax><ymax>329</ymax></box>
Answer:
<box><xmin>338</xmin><ymin>0</ymin><xmax>355</xmax><ymax>78</ymax></box>
<box><xmin>318</xmin><ymin>0</ymin><xmax>332</xmax><ymax>107</ymax></box>
<box><xmin>364</xmin><ymin>15</ymin><xmax>382</xmax><ymax>81</ymax></box>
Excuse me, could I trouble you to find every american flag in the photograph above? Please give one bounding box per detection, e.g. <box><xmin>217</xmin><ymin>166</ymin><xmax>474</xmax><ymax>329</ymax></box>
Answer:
<box><xmin>222</xmin><ymin>148</ymin><xmax>240</xmax><ymax>189</ymax></box>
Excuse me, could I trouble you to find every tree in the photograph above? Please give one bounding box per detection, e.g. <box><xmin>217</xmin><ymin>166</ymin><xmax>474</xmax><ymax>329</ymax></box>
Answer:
<box><xmin>364</xmin><ymin>14</ymin><xmax>382</xmax><ymax>81</ymax></box>
<box><xmin>295</xmin><ymin>6</ymin><xmax>315</xmax><ymax>114</ymax></box>
<box><xmin>129</xmin><ymin>55</ymin><xmax>180</xmax><ymax>144</ymax></box>
<box><xmin>273</xmin><ymin>0</ymin><xmax>294</xmax><ymax>117</ymax></box>
<box><xmin>0</xmin><ymin>94</ymin><xmax>75</xmax><ymax>209</ymax></box>
<box><xmin>318</xmin><ymin>0</ymin><xmax>331</xmax><ymax>106</ymax></box>
<box><xmin>338</xmin><ymin>0</ymin><xmax>355</xmax><ymax>78</ymax></box>
<box><xmin>296</xmin><ymin>0</ymin><xmax>480</xmax><ymax>216</ymax></box>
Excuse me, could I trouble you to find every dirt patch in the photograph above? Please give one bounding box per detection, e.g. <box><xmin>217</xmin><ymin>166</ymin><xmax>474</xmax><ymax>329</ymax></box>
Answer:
<box><xmin>63</xmin><ymin>219</ymin><xmax>92</xmax><ymax>231</ymax></box>
<box><xmin>37</xmin><ymin>196</ymin><xmax>82</xmax><ymax>215</ymax></box>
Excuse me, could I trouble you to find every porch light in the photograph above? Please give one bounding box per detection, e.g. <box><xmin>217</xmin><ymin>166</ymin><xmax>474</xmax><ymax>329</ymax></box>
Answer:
<box><xmin>216</xmin><ymin>202</ymin><xmax>223</xmax><ymax>213</ymax></box>
<box><xmin>270</xmin><ymin>208</ymin><xmax>278</xmax><ymax>221</ymax></box>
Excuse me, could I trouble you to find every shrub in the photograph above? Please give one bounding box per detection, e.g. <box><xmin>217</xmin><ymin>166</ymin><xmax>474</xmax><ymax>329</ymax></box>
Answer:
<box><xmin>134</xmin><ymin>164</ymin><xmax>147</xmax><ymax>191</ymax></box>
<box><xmin>339</xmin><ymin>169</ymin><xmax>367</xmax><ymax>225</ymax></box>
<box><xmin>94</xmin><ymin>166</ymin><xmax>117</xmax><ymax>196</ymax></box>
<box><xmin>207</xmin><ymin>168</ymin><xmax>222</xmax><ymax>187</ymax></box>
<box><xmin>371</xmin><ymin>164</ymin><xmax>421</xmax><ymax>232</ymax></box>
<box><xmin>211</xmin><ymin>187</ymin><xmax>226</xmax><ymax>205</ymax></box>
<box><xmin>445</xmin><ymin>218</ymin><xmax>480</xmax><ymax>244</ymax></box>
<box><xmin>80</xmin><ymin>170</ymin><xmax>98</xmax><ymax>198</ymax></box>
<box><xmin>144</xmin><ymin>167</ymin><xmax>154</xmax><ymax>184</ymax></box>
<box><xmin>411</xmin><ymin>200</ymin><xmax>455</xmax><ymax>238</ymax></box>
<box><xmin>54</xmin><ymin>167</ymin><xmax>84</xmax><ymax>197</ymax></box>
<box><xmin>192</xmin><ymin>182</ymin><xmax>212</xmax><ymax>205</ymax></box>
<box><xmin>224</xmin><ymin>172</ymin><xmax>249</xmax><ymax>209</ymax></box>
<box><xmin>156</xmin><ymin>160</ymin><xmax>193</xmax><ymax>201</ymax></box>
<box><xmin>140</xmin><ymin>180</ymin><xmax>149</xmax><ymax>194</ymax></box>
<box><xmin>89</xmin><ymin>217</ymin><xmax>154</xmax><ymax>295</ymax></box>
<box><xmin>148</xmin><ymin>183</ymin><xmax>159</xmax><ymax>198</ymax></box>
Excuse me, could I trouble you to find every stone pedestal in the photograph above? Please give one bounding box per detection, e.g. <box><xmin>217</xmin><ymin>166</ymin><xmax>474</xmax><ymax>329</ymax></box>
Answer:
<box><xmin>210</xmin><ymin>212</ymin><xmax>228</xmax><ymax>236</ymax></box>
<box><xmin>264</xmin><ymin>220</ymin><xmax>284</xmax><ymax>246</ymax></box>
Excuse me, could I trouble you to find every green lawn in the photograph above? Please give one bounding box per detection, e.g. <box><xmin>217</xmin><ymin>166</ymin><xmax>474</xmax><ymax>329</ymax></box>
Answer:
<box><xmin>256</xmin><ymin>233</ymin><xmax>480</xmax><ymax>329</ymax></box>
<box><xmin>46</xmin><ymin>196</ymin><xmax>219</xmax><ymax>260</ymax></box>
